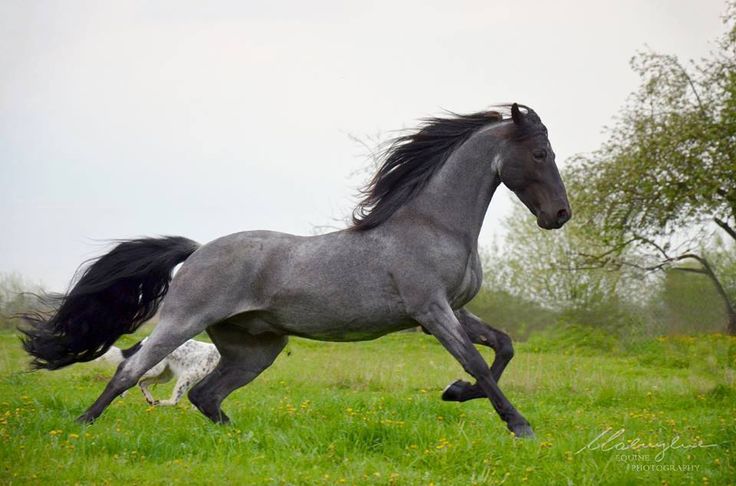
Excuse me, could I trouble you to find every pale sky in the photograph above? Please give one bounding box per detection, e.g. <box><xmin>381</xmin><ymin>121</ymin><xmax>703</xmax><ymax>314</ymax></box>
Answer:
<box><xmin>0</xmin><ymin>0</ymin><xmax>728</xmax><ymax>291</ymax></box>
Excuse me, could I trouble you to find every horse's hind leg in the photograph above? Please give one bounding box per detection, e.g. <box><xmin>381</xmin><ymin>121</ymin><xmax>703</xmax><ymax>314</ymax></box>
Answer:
<box><xmin>77</xmin><ymin>316</ymin><xmax>208</xmax><ymax>423</ymax></box>
<box><xmin>442</xmin><ymin>309</ymin><xmax>515</xmax><ymax>403</ymax></box>
<box><xmin>188</xmin><ymin>321</ymin><xmax>287</xmax><ymax>424</ymax></box>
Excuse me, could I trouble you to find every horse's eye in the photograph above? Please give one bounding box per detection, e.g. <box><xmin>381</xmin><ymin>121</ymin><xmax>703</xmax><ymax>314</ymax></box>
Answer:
<box><xmin>533</xmin><ymin>149</ymin><xmax>547</xmax><ymax>160</ymax></box>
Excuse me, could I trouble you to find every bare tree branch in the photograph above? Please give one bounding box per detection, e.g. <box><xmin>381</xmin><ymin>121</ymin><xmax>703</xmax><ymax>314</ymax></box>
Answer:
<box><xmin>714</xmin><ymin>216</ymin><xmax>736</xmax><ymax>241</ymax></box>
<box><xmin>674</xmin><ymin>58</ymin><xmax>707</xmax><ymax>115</ymax></box>
<box><xmin>672</xmin><ymin>267</ymin><xmax>708</xmax><ymax>275</ymax></box>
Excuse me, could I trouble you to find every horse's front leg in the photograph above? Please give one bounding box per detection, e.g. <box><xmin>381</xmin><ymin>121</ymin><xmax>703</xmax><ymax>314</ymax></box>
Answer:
<box><xmin>442</xmin><ymin>309</ymin><xmax>515</xmax><ymax>403</ymax></box>
<box><xmin>413</xmin><ymin>301</ymin><xmax>533</xmax><ymax>438</ymax></box>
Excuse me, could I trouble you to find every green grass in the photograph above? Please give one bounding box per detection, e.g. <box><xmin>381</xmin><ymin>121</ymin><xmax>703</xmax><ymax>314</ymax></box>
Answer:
<box><xmin>0</xmin><ymin>330</ymin><xmax>734</xmax><ymax>485</ymax></box>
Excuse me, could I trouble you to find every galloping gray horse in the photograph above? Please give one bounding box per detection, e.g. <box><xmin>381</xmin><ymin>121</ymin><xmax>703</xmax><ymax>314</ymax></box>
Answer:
<box><xmin>22</xmin><ymin>103</ymin><xmax>570</xmax><ymax>438</ymax></box>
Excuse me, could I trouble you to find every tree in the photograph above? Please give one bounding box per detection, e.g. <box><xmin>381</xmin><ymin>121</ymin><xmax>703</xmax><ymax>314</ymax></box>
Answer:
<box><xmin>569</xmin><ymin>4</ymin><xmax>736</xmax><ymax>333</ymax></box>
<box><xmin>0</xmin><ymin>273</ymin><xmax>43</xmax><ymax>330</ymax></box>
<box><xmin>499</xmin><ymin>203</ymin><xmax>622</xmax><ymax>311</ymax></box>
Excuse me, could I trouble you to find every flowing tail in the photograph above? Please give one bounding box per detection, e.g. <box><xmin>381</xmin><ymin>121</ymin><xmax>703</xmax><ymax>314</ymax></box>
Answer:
<box><xmin>20</xmin><ymin>236</ymin><xmax>199</xmax><ymax>370</ymax></box>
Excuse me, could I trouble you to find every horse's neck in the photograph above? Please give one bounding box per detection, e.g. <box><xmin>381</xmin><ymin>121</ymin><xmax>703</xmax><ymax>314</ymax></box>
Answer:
<box><xmin>398</xmin><ymin>134</ymin><xmax>501</xmax><ymax>246</ymax></box>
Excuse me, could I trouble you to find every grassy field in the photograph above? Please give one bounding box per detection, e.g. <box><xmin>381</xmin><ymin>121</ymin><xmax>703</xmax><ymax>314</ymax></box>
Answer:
<box><xmin>0</xmin><ymin>328</ymin><xmax>734</xmax><ymax>485</ymax></box>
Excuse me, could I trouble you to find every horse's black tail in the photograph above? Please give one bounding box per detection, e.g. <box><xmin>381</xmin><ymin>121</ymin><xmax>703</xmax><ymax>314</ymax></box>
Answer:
<box><xmin>19</xmin><ymin>236</ymin><xmax>199</xmax><ymax>370</ymax></box>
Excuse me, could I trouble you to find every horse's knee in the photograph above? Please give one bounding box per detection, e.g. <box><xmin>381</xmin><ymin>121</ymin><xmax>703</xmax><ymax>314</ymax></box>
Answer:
<box><xmin>496</xmin><ymin>332</ymin><xmax>514</xmax><ymax>362</ymax></box>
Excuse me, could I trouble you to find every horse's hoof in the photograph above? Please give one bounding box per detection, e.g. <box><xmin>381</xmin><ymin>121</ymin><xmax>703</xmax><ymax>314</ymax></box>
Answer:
<box><xmin>194</xmin><ymin>401</ymin><xmax>231</xmax><ymax>424</ymax></box>
<box><xmin>76</xmin><ymin>412</ymin><xmax>96</xmax><ymax>424</ymax></box>
<box><xmin>441</xmin><ymin>380</ymin><xmax>471</xmax><ymax>402</ymax></box>
<box><xmin>215</xmin><ymin>412</ymin><xmax>231</xmax><ymax>425</ymax></box>
<box><xmin>510</xmin><ymin>423</ymin><xmax>536</xmax><ymax>439</ymax></box>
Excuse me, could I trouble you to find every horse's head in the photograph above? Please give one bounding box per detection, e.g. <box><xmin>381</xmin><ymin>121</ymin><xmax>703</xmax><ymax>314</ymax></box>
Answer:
<box><xmin>496</xmin><ymin>103</ymin><xmax>571</xmax><ymax>229</ymax></box>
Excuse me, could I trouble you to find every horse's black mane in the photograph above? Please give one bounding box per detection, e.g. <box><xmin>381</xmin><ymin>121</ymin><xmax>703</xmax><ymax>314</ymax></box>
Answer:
<box><xmin>352</xmin><ymin>106</ymin><xmax>538</xmax><ymax>231</ymax></box>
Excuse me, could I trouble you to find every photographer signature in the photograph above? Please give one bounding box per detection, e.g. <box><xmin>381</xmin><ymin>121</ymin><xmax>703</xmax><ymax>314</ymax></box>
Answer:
<box><xmin>576</xmin><ymin>427</ymin><xmax>718</xmax><ymax>462</ymax></box>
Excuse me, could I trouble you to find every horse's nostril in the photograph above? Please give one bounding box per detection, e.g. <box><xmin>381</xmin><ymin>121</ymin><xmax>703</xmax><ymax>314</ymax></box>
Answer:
<box><xmin>556</xmin><ymin>208</ymin><xmax>570</xmax><ymax>223</ymax></box>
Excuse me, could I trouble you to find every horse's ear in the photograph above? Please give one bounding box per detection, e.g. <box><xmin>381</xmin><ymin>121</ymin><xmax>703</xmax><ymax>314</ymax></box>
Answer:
<box><xmin>511</xmin><ymin>103</ymin><xmax>523</xmax><ymax>124</ymax></box>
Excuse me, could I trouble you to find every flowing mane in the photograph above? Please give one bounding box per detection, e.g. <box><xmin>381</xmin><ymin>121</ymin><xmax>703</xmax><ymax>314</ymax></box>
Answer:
<box><xmin>351</xmin><ymin>109</ymin><xmax>507</xmax><ymax>231</ymax></box>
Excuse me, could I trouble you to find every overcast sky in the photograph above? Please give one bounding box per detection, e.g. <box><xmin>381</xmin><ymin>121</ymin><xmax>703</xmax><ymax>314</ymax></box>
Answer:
<box><xmin>0</xmin><ymin>0</ymin><xmax>728</xmax><ymax>290</ymax></box>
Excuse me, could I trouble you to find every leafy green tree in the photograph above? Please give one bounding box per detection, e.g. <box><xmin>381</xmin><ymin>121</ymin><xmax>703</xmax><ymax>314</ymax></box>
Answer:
<box><xmin>498</xmin><ymin>204</ymin><xmax>622</xmax><ymax>311</ymax></box>
<box><xmin>482</xmin><ymin>201</ymin><xmax>656</xmax><ymax>338</ymax></box>
<box><xmin>572</xmin><ymin>6</ymin><xmax>735</xmax><ymax>243</ymax></box>
<box><xmin>568</xmin><ymin>5</ymin><xmax>736</xmax><ymax>334</ymax></box>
